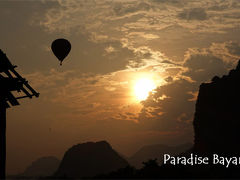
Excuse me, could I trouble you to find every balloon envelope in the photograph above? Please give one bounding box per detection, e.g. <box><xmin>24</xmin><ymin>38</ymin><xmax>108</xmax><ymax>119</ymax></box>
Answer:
<box><xmin>51</xmin><ymin>39</ymin><xmax>71</xmax><ymax>65</ymax></box>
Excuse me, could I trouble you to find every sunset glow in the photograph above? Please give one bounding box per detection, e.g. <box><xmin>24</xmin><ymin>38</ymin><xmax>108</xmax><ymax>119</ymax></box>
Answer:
<box><xmin>2</xmin><ymin>0</ymin><xmax>240</xmax><ymax>175</ymax></box>
<box><xmin>134</xmin><ymin>78</ymin><xmax>156</xmax><ymax>101</ymax></box>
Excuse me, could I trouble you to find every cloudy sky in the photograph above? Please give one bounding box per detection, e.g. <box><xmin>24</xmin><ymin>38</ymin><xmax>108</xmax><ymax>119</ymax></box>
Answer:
<box><xmin>1</xmin><ymin>0</ymin><xmax>240</xmax><ymax>174</ymax></box>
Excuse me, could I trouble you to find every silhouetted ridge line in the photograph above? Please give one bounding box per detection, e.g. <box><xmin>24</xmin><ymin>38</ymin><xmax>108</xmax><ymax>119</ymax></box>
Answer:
<box><xmin>54</xmin><ymin>141</ymin><xmax>129</xmax><ymax>178</ymax></box>
<box><xmin>194</xmin><ymin>60</ymin><xmax>240</xmax><ymax>155</ymax></box>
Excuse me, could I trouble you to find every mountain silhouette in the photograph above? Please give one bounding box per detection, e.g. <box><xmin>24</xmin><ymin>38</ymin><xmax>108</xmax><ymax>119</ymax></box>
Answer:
<box><xmin>54</xmin><ymin>141</ymin><xmax>129</xmax><ymax>178</ymax></box>
<box><xmin>193</xmin><ymin>60</ymin><xmax>240</xmax><ymax>155</ymax></box>
<box><xmin>21</xmin><ymin>156</ymin><xmax>60</xmax><ymax>177</ymax></box>
<box><xmin>129</xmin><ymin>143</ymin><xmax>192</xmax><ymax>168</ymax></box>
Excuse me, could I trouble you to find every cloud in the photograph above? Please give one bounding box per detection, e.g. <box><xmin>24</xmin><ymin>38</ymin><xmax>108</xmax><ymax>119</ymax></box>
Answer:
<box><xmin>210</xmin><ymin>41</ymin><xmax>240</xmax><ymax>65</ymax></box>
<box><xmin>113</xmin><ymin>1</ymin><xmax>151</xmax><ymax>16</ymax></box>
<box><xmin>137</xmin><ymin>51</ymin><xmax>227</xmax><ymax>139</ymax></box>
<box><xmin>23</xmin><ymin>0</ymin><xmax>240</xmax><ymax>148</ymax></box>
<box><xmin>139</xmin><ymin>78</ymin><xmax>196</xmax><ymax>141</ymax></box>
<box><xmin>178</xmin><ymin>8</ymin><xmax>208</xmax><ymax>21</ymax></box>
<box><xmin>225</xmin><ymin>42</ymin><xmax>240</xmax><ymax>56</ymax></box>
<box><xmin>39</xmin><ymin>0</ymin><xmax>240</xmax><ymax>38</ymax></box>
<box><xmin>31</xmin><ymin>0</ymin><xmax>240</xmax><ymax>76</ymax></box>
<box><xmin>150</xmin><ymin>0</ymin><xmax>183</xmax><ymax>5</ymax></box>
<box><xmin>25</xmin><ymin>67</ymin><xmax>141</xmax><ymax>122</ymax></box>
<box><xmin>183</xmin><ymin>53</ymin><xmax>227</xmax><ymax>82</ymax></box>
<box><xmin>139</xmin><ymin>40</ymin><xmax>240</xmax><ymax>140</ymax></box>
<box><xmin>105</xmin><ymin>46</ymin><xmax>115</xmax><ymax>53</ymax></box>
<box><xmin>25</xmin><ymin>68</ymin><xmax>75</xmax><ymax>93</ymax></box>
<box><xmin>181</xmin><ymin>41</ymin><xmax>240</xmax><ymax>82</ymax></box>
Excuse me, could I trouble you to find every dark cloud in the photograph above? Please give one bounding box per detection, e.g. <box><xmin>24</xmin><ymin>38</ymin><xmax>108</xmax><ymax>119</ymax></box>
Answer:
<box><xmin>208</xmin><ymin>1</ymin><xmax>240</xmax><ymax>11</ymax></box>
<box><xmin>113</xmin><ymin>2</ymin><xmax>151</xmax><ymax>16</ymax></box>
<box><xmin>150</xmin><ymin>0</ymin><xmax>183</xmax><ymax>5</ymax></box>
<box><xmin>225</xmin><ymin>41</ymin><xmax>240</xmax><ymax>56</ymax></box>
<box><xmin>139</xmin><ymin>79</ymin><xmax>196</xmax><ymax>132</ymax></box>
<box><xmin>183</xmin><ymin>54</ymin><xmax>228</xmax><ymax>82</ymax></box>
<box><xmin>161</xmin><ymin>60</ymin><xmax>179</xmax><ymax>65</ymax></box>
<box><xmin>178</xmin><ymin>8</ymin><xmax>208</xmax><ymax>21</ymax></box>
<box><xmin>164</xmin><ymin>76</ymin><xmax>173</xmax><ymax>82</ymax></box>
<box><xmin>208</xmin><ymin>4</ymin><xmax>230</xmax><ymax>11</ymax></box>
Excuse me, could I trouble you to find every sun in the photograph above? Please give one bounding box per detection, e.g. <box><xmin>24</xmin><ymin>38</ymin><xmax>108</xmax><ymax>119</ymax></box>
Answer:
<box><xmin>134</xmin><ymin>78</ymin><xmax>156</xmax><ymax>101</ymax></box>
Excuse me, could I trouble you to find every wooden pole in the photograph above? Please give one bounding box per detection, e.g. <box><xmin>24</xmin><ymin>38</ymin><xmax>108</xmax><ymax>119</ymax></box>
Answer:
<box><xmin>0</xmin><ymin>101</ymin><xmax>6</xmax><ymax>179</ymax></box>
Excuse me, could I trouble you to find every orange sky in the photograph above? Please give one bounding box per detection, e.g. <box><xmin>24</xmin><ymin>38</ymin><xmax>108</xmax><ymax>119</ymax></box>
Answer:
<box><xmin>1</xmin><ymin>0</ymin><xmax>240</xmax><ymax>175</ymax></box>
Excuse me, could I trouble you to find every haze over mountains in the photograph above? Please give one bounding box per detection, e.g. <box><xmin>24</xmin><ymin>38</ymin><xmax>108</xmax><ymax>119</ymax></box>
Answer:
<box><xmin>19</xmin><ymin>156</ymin><xmax>60</xmax><ymax>178</ymax></box>
<box><xmin>19</xmin><ymin>141</ymin><xmax>191</xmax><ymax>178</ymax></box>
<box><xmin>128</xmin><ymin>143</ymin><xmax>192</xmax><ymax>168</ymax></box>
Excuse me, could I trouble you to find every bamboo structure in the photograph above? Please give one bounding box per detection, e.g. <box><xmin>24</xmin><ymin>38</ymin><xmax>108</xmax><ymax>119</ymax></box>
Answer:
<box><xmin>0</xmin><ymin>50</ymin><xmax>39</xmax><ymax>179</ymax></box>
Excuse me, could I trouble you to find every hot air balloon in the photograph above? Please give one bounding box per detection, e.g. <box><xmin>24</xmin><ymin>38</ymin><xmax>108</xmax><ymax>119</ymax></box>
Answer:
<box><xmin>51</xmin><ymin>38</ymin><xmax>71</xmax><ymax>66</ymax></box>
